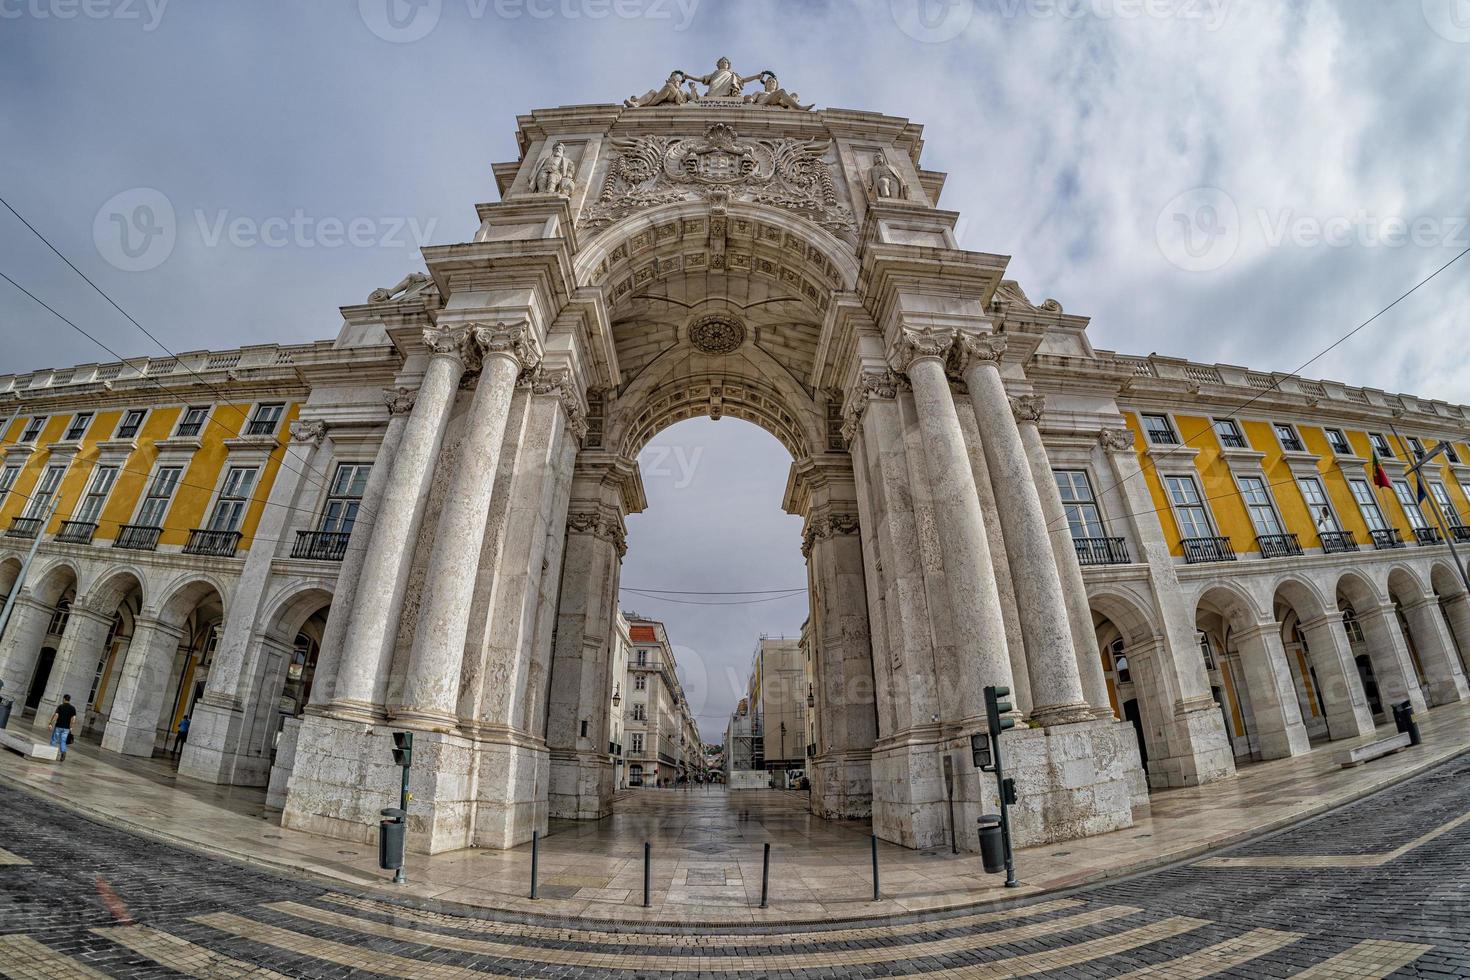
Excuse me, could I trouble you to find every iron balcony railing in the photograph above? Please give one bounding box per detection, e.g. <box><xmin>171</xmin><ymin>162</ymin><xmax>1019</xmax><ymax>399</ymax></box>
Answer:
<box><xmin>1182</xmin><ymin>535</ymin><xmax>1237</xmax><ymax>564</ymax></box>
<box><xmin>113</xmin><ymin>524</ymin><xmax>162</xmax><ymax>551</ymax></box>
<box><xmin>175</xmin><ymin>420</ymin><xmax>204</xmax><ymax>437</ymax></box>
<box><xmin>183</xmin><ymin>528</ymin><xmax>242</xmax><ymax>557</ymax></box>
<box><xmin>56</xmin><ymin>520</ymin><xmax>97</xmax><ymax>545</ymax></box>
<box><xmin>1370</xmin><ymin>528</ymin><xmax>1406</xmax><ymax>550</ymax></box>
<box><xmin>1318</xmin><ymin>530</ymin><xmax>1359</xmax><ymax>554</ymax></box>
<box><xmin>5</xmin><ymin>516</ymin><xmax>44</xmax><ymax>539</ymax></box>
<box><xmin>1412</xmin><ymin>526</ymin><xmax>1443</xmax><ymax>546</ymax></box>
<box><xmin>1256</xmin><ymin>533</ymin><xmax>1303</xmax><ymax>559</ymax></box>
<box><xmin>1146</xmin><ymin>429</ymin><xmax>1180</xmax><ymax>446</ymax></box>
<box><xmin>291</xmin><ymin>530</ymin><xmax>351</xmax><ymax>561</ymax></box>
<box><xmin>245</xmin><ymin>419</ymin><xmax>278</xmax><ymax>436</ymax></box>
<box><xmin>1218</xmin><ymin>432</ymin><xmax>1247</xmax><ymax>449</ymax></box>
<box><xmin>1073</xmin><ymin>536</ymin><xmax>1131</xmax><ymax>566</ymax></box>
<box><xmin>1452</xmin><ymin>525</ymin><xmax>1470</xmax><ymax>544</ymax></box>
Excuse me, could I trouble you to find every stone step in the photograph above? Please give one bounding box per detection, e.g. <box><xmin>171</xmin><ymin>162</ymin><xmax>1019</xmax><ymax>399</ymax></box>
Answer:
<box><xmin>1336</xmin><ymin>732</ymin><xmax>1412</xmax><ymax>768</ymax></box>
<box><xmin>0</xmin><ymin>728</ymin><xmax>60</xmax><ymax>761</ymax></box>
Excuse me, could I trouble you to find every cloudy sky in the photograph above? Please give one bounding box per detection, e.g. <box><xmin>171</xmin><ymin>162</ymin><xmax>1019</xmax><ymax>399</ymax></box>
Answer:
<box><xmin>4</xmin><ymin>1</ymin><xmax>1468</xmax><ymax>739</ymax></box>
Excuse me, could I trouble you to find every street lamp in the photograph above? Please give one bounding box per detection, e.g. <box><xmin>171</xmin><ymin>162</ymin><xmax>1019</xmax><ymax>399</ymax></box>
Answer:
<box><xmin>806</xmin><ymin>684</ymin><xmax>814</xmax><ymax>708</ymax></box>
<box><xmin>611</xmin><ymin>685</ymin><xmax>621</xmax><ymax>707</ymax></box>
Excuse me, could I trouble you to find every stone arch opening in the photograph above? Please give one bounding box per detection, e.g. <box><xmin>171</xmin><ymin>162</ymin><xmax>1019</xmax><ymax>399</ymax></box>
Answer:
<box><xmin>1387</xmin><ymin>565</ymin><xmax>1468</xmax><ymax>706</ymax></box>
<box><xmin>259</xmin><ymin>586</ymin><xmax>334</xmax><ymax>757</ymax></box>
<box><xmin>1429</xmin><ymin>562</ymin><xmax>1470</xmax><ymax>675</ymax></box>
<box><xmin>1088</xmin><ymin>590</ymin><xmax>1167</xmax><ymax>784</ymax></box>
<box><xmin>32</xmin><ymin>566</ymin><xmax>145</xmax><ymax>737</ymax></box>
<box><xmin>1335</xmin><ymin>571</ymin><xmax>1412</xmax><ymax>717</ymax></box>
<box><xmin>1269</xmin><ymin>577</ymin><xmax>1372</xmax><ymax>743</ymax></box>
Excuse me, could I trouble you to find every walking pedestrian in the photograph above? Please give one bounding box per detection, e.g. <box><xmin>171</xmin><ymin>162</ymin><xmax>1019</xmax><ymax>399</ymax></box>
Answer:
<box><xmin>171</xmin><ymin>715</ymin><xmax>190</xmax><ymax>759</ymax></box>
<box><xmin>48</xmin><ymin>694</ymin><xmax>77</xmax><ymax>763</ymax></box>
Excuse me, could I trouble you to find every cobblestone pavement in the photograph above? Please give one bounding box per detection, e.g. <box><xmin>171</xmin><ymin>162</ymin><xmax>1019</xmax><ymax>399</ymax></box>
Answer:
<box><xmin>0</xmin><ymin>753</ymin><xmax>1466</xmax><ymax>978</ymax></box>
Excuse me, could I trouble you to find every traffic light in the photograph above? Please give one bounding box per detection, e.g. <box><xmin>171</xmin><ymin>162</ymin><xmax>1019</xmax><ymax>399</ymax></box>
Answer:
<box><xmin>984</xmin><ymin>685</ymin><xmax>1014</xmax><ymax>738</ymax></box>
<box><xmin>392</xmin><ymin>730</ymin><xmax>413</xmax><ymax>768</ymax></box>
<box><xmin>1001</xmin><ymin>777</ymin><xmax>1017</xmax><ymax>806</ymax></box>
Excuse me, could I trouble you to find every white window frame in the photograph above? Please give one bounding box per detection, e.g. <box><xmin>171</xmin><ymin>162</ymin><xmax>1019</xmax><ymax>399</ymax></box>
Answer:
<box><xmin>206</xmin><ymin>466</ymin><xmax>258</xmax><ymax>533</ymax></box>
<box><xmin>0</xmin><ymin>465</ymin><xmax>18</xmax><ymax>508</ymax></box>
<box><xmin>1298</xmin><ymin>477</ymin><xmax>1339</xmax><ymax>532</ymax></box>
<box><xmin>1369</xmin><ymin>432</ymin><xmax>1392</xmax><ymax>457</ymax></box>
<box><xmin>1429</xmin><ymin>482</ymin><xmax>1459</xmax><ymax>525</ymax></box>
<box><xmin>631</xmin><ymin>702</ymin><xmax>646</xmax><ymax>722</ymax></box>
<box><xmin>1237</xmin><ymin>475</ymin><xmax>1285</xmax><ymax>536</ymax></box>
<box><xmin>72</xmin><ymin>465</ymin><xmax>119</xmax><ymax>525</ymax></box>
<box><xmin>134</xmin><ymin>465</ymin><xmax>183</xmax><ymax>528</ymax></box>
<box><xmin>24</xmin><ymin>464</ymin><xmax>67</xmax><ymax>519</ymax></box>
<box><xmin>1441</xmin><ymin>441</ymin><xmax>1461</xmax><ymax>465</ymax></box>
<box><xmin>1348</xmin><ymin>478</ymin><xmax>1390</xmax><ymax>532</ymax></box>
<box><xmin>176</xmin><ymin>405</ymin><xmax>210</xmax><ymax>438</ymax></box>
<box><xmin>1164</xmin><ymin>473</ymin><xmax>1215</xmax><ymax>539</ymax></box>
<box><xmin>1141</xmin><ymin>413</ymin><xmax>1180</xmax><ymax>446</ymax></box>
<box><xmin>1391</xmin><ymin>479</ymin><xmax>1429</xmax><ymax>530</ymax></box>
<box><xmin>1272</xmin><ymin>422</ymin><xmax>1305</xmax><ymax>453</ymax></box>
<box><xmin>63</xmin><ymin>412</ymin><xmax>93</xmax><ymax>442</ymax></box>
<box><xmin>1324</xmin><ymin>428</ymin><xmax>1352</xmax><ymax>455</ymax></box>
<box><xmin>1054</xmin><ymin>469</ymin><xmax>1107</xmax><ymax>539</ymax></box>
<box><xmin>1212</xmin><ymin>418</ymin><xmax>1247</xmax><ymax>449</ymax></box>
<box><xmin>317</xmin><ymin>462</ymin><xmax>369</xmax><ymax>534</ymax></box>
<box><xmin>630</xmin><ymin>733</ymin><xmax>644</xmax><ymax>755</ymax></box>
<box><xmin>634</xmin><ymin>675</ymin><xmax>646</xmax><ymax>691</ymax></box>
<box><xmin>116</xmin><ymin>409</ymin><xmax>147</xmax><ymax>440</ymax></box>
<box><xmin>1406</xmin><ymin>436</ymin><xmax>1426</xmax><ymax>459</ymax></box>
<box><xmin>19</xmin><ymin>416</ymin><xmax>46</xmax><ymax>443</ymax></box>
<box><xmin>245</xmin><ymin>403</ymin><xmax>285</xmax><ymax>436</ymax></box>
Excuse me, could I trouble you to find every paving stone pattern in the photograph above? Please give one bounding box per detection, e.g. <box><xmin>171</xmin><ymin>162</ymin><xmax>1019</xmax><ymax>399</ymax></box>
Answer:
<box><xmin>0</xmin><ymin>755</ymin><xmax>1465</xmax><ymax>978</ymax></box>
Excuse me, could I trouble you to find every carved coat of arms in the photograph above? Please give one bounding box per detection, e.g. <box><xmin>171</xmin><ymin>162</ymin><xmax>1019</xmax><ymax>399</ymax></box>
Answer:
<box><xmin>581</xmin><ymin>123</ymin><xmax>855</xmax><ymax>241</ymax></box>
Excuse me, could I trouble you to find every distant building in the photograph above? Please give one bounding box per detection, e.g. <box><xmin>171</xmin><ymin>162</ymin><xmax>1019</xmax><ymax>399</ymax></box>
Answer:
<box><xmin>618</xmin><ymin>612</ymin><xmax>700</xmax><ymax>787</ymax></box>
<box><xmin>727</xmin><ymin>636</ymin><xmax>809</xmax><ymax>784</ymax></box>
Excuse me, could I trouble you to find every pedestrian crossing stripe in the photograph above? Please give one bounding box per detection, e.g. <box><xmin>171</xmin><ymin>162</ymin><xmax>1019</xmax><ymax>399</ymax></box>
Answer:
<box><xmin>1291</xmin><ymin>939</ymin><xmax>1434</xmax><ymax>979</ymax></box>
<box><xmin>1113</xmin><ymin>927</ymin><xmax>1304</xmax><ymax>979</ymax></box>
<box><xmin>0</xmin><ymin>934</ymin><xmax>110</xmax><ymax>980</ymax></box>
<box><xmin>93</xmin><ymin>924</ymin><xmax>296</xmax><ymax>980</ymax></box>
<box><xmin>0</xmin><ymin>846</ymin><xmax>31</xmax><ymax>866</ymax></box>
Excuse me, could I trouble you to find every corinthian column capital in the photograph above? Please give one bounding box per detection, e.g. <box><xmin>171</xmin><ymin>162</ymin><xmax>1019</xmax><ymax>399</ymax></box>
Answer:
<box><xmin>890</xmin><ymin>327</ymin><xmax>954</xmax><ymax>374</ymax></box>
<box><xmin>473</xmin><ymin>320</ymin><xmax>543</xmax><ymax>371</ymax></box>
<box><xmin>422</xmin><ymin>324</ymin><xmax>475</xmax><ymax>364</ymax></box>
<box><xmin>1009</xmin><ymin>394</ymin><xmax>1045</xmax><ymax>425</ymax></box>
<box><xmin>840</xmin><ymin>369</ymin><xmax>902</xmax><ymax>446</ymax></box>
<box><xmin>956</xmin><ymin>332</ymin><xmax>1007</xmax><ymax>373</ymax></box>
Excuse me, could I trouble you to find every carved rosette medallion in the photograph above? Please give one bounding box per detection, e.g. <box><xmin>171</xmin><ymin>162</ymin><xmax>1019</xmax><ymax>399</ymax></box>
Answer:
<box><xmin>1010</xmin><ymin>394</ymin><xmax>1045</xmax><ymax>424</ymax></box>
<box><xmin>687</xmin><ymin>314</ymin><xmax>746</xmax><ymax>354</ymax></box>
<box><xmin>1098</xmin><ymin>427</ymin><xmax>1136</xmax><ymax>453</ymax></box>
<box><xmin>288</xmin><ymin>419</ymin><xmax>327</xmax><ymax>446</ymax></box>
<box><xmin>384</xmin><ymin>387</ymin><xmax>416</xmax><ymax>417</ymax></box>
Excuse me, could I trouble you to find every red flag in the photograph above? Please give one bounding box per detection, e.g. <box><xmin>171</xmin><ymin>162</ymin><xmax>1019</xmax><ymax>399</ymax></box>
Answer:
<box><xmin>1370</xmin><ymin>450</ymin><xmax>1392</xmax><ymax>489</ymax></box>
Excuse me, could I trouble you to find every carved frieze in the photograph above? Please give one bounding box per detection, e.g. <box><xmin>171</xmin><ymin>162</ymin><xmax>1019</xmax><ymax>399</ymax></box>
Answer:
<box><xmin>1098</xmin><ymin>427</ymin><xmax>1136</xmax><ymax>453</ymax></box>
<box><xmin>1010</xmin><ymin>394</ymin><xmax>1045</xmax><ymax>424</ymax></box>
<box><xmin>582</xmin><ymin>123</ymin><xmax>853</xmax><ymax>239</ymax></box>
<box><xmin>565</xmin><ymin>510</ymin><xmax>628</xmax><ymax>557</ymax></box>
<box><xmin>288</xmin><ymin>419</ymin><xmax>328</xmax><ymax>446</ymax></box>
<box><xmin>840</xmin><ymin>369</ymin><xmax>902</xmax><ymax>446</ymax></box>
<box><xmin>384</xmin><ymin>386</ymin><xmax>416</xmax><ymax>417</ymax></box>
<box><xmin>801</xmin><ymin>512</ymin><xmax>861</xmax><ymax>557</ymax></box>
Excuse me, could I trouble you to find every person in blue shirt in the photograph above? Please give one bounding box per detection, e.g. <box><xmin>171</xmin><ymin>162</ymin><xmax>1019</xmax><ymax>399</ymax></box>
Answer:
<box><xmin>171</xmin><ymin>715</ymin><xmax>190</xmax><ymax>759</ymax></box>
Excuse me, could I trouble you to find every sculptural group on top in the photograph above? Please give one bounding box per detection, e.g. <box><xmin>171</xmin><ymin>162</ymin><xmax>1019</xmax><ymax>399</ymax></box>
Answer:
<box><xmin>625</xmin><ymin>58</ymin><xmax>812</xmax><ymax>111</ymax></box>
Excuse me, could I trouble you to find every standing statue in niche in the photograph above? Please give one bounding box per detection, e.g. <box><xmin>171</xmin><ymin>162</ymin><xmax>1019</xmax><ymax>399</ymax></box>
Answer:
<box><xmin>744</xmin><ymin>71</ymin><xmax>812</xmax><ymax>111</ymax></box>
<box><xmin>625</xmin><ymin>70</ymin><xmax>697</xmax><ymax>108</ymax></box>
<box><xmin>534</xmin><ymin>142</ymin><xmax>577</xmax><ymax>197</ymax></box>
<box><xmin>868</xmin><ymin>151</ymin><xmax>905</xmax><ymax>200</ymax></box>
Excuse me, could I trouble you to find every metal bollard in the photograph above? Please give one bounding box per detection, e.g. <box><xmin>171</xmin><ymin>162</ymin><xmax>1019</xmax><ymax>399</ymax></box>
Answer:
<box><xmin>760</xmin><ymin>842</ymin><xmax>770</xmax><ymax>908</ymax></box>
<box><xmin>530</xmin><ymin>830</ymin><xmax>539</xmax><ymax>900</ymax></box>
<box><xmin>643</xmin><ymin>841</ymin><xmax>652</xmax><ymax>908</ymax></box>
<box><xmin>870</xmin><ymin>834</ymin><xmax>880</xmax><ymax>901</ymax></box>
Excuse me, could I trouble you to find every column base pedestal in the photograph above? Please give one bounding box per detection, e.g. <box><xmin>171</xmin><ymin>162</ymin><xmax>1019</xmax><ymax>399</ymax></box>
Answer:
<box><xmin>809</xmin><ymin>751</ymin><xmax>872</xmax><ymax>820</ymax></box>
<box><xmin>548</xmin><ymin>749</ymin><xmax>613</xmax><ymax>820</ymax></box>
<box><xmin>178</xmin><ymin>697</ymin><xmax>271</xmax><ymax>788</ymax></box>
<box><xmin>1143</xmin><ymin>700</ymin><xmax>1237</xmax><ymax>790</ymax></box>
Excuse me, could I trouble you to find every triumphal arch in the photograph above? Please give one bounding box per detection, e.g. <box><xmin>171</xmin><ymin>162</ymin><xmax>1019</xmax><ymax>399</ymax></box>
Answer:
<box><xmin>280</xmin><ymin>61</ymin><xmax>1222</xmax><ymax>854</ymax></box>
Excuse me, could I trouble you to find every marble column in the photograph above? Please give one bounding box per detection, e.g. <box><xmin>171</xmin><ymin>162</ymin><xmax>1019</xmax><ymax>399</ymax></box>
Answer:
<box><xmin>1357</xmin><ymin>603</ymin><xmax>1429</xmax><ymax>714</ymax></box>
<box><xmin>1015</xmin><ymin>411</ymin><xmax>1113</xmax><ymax>717</ymax></box>
<box><xmin>306</xmin><ymin>388</ymin><xmax>414</xmax><ymax>708</ymax></box>
<box><xmin>958</xmin><ymin>337</ymin><xmax>1092</xmax><ymax>725</ymax></box>
<box><xmin>1296</xmin><ymin>612</ymin><xmax>1376</xmax><ymax>740</ymax></box>
<box><xmin>329</xmin><ymin>325</ymin><xmax>473</xmax><ymax>719</ymax></box>
<box><xmin>1399</xmin><ymin>595</ymin><xmax>1469</xmax><ymax>705</ymax></box>
<box><xmin>396</xmin><ymin>322</ymin><xmax>541</xmax><ymax>729</ymax></box>
<box><xmin>101</xmin><ymin>617</ymin><xmax>187</xmax><ymax>756</ymax></box>
<box><xmin>0</xmin><ymin>596</ymin><xmax>54</xmax><ymax>700</ymax></box>
<box><xmin>895</xmin><ymin>327</ymin><xmax>1013</xmax><ymax>717</ymax></box>
<box><xmin>37</xmin><ymin>604</ymin><xmax>113</xmax><ymax>729</ymax></box>
<box><xmin>1439</xmin><ymin>592</ymin><xmax>1470</xmax><ymax>674</ymax></box>
<box><xmin>1232</xmin><ymin>623</ymin><xmax>1311</xmax><ymax>759</ymax></box>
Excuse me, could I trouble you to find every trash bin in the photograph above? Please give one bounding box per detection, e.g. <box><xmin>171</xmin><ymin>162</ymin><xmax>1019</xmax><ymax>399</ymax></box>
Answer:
<box><xmin>977</xmin><ymin>814</ymin><xmax>1006</xmax><ymax>874</ymax></box>
<box><xmin>1392</xmin><ymin>700</ymin><xmax>1422</xmax><ymax>747</ymax></box>
<box><xmin>0</xmin><ymin>696</ymin><xmax>13</xmax><ymax>731</ymax></box>
<box><xmin>379</xmin><ymin>807</ymin><xmax>406</xmax><ymax>871</ymax></box>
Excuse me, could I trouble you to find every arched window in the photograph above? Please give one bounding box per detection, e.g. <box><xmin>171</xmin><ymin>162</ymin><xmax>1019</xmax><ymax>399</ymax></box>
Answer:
<box><xmin>47</xmin><ymin>597</ymin><xmax>71</xmax><ymax>636</ymax></box>
<box><xmin>1197</xmin><ymin>630</ymin><xmax>1217</xmax><ymax>670</ymax></box>
<box><xmin>1341</xmin><ymin>605</ymin><xmax>1365</xmax><ymax>644</ymax></box>
<box><xmin>1110</xmin><ymin>637</ymin><xmax>1130</xmax><ymax>683</ymax></box>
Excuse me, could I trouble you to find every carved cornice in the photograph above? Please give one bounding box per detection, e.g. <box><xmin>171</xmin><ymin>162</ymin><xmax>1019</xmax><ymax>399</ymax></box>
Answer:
<box><xmin>521</xmin><ymin>366</ymin><xmax>589</xmax><ymax>444</ymax></box>
<box><xmin>384</xmin><ymin>386</ymin><xmax>416</xmax><ymax>417</ymax></box>
<box><xmin>1010</xmin><ymin>394</ymin><xmax>1045</xmax><ymax>425</ymax></box>
<box><xmin>288</xmin><ymin>419</ymin><xmax>328</xmax><ymax>446</ymax></box>
<box><xmin>801</xmin><ymin>512</ymin><xmax>861</xmax><ymax>557</ymax></box>
<box><xmin>890</xmin><ymin>327</ymin><xmax>953</xmax><ymax>374</ymax></box>
<box><xmin>956</xmin><ymin>332</ymin><xmax>1007</xmax><ymax>374</ymax></box>
<box><xmin>1098</xmin><ymin>427</ymin><xmax>1136</xmax><ymax>453</ymax></box>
